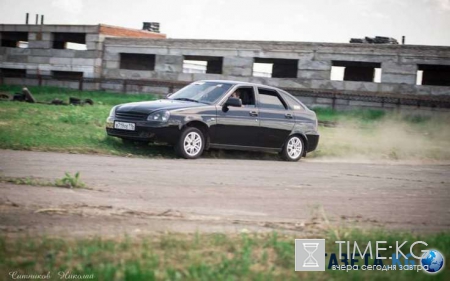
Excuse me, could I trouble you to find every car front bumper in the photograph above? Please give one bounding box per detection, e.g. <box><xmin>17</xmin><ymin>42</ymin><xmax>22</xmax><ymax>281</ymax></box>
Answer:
<box><xmin>106</xmin><ymin>118</ymin><xmax>180</xmax><ymax>144</ymax></box>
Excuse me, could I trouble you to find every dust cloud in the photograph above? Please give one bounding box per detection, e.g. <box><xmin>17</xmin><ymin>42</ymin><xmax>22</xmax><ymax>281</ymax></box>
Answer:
<box><xmin>311</xmin><ymin>112</ymin><xmax>450</xmax><ymax>162</ymax></box>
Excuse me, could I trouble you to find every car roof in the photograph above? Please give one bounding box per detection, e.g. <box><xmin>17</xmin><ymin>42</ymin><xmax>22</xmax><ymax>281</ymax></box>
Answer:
<box><xmin>197</xmin><ymin>80</ymin><xmax>282</xmax><ymax>91</ymax></box>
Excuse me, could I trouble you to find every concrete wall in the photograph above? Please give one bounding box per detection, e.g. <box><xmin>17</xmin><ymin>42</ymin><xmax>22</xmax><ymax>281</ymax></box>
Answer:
<box><xmin>102</xmin><ymin>38</ymin><xmax>450</xmax><ymax>97</ymax></box>
<box><xmin>0</xmin><ymin>24</ymin><xmax>103</xmax><ymax>79</ymax></box>
<box><xmin>0</xmin><ymin>24</ymin><xmax>164</xmax><ymax>82</ymax></box>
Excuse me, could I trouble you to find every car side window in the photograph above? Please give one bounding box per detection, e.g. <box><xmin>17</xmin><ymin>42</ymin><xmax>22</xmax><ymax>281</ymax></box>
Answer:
<box><xmin>229</xmin><ymin>87</ymin><xmax>256</xmax><ymax>107</ymax></box>
<box><xmin>257</xmin><ymin>88</ymin><xmax>287</xmax><ymax>110</ymax></box>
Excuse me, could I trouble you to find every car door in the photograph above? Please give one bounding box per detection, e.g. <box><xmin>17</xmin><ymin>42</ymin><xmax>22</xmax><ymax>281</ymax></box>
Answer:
<box><xmin>256</xmin><ymin>87</ymin><xmax>295</xmax><ymax>148</ymax></box>
<box><xmin>212</xmin><ymin>86</ymin><xmax>260</xmax><ymax>147</ymax></box>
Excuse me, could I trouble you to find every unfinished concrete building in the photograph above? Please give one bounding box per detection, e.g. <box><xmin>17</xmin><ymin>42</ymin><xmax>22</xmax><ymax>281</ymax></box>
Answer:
<box><xmin>101</xmin><ymin>38</ymin><xmax>450</xmax><ymax>92</ymax></box>
<box><xmin>0</xmin><ymin>24</ymin><xmax>165</xmax><ymax>90</ymax></box>
<box><xmin>100</xmin><ymin>38</ymin><xmax>450</xmax><ymax>110</ymax></box>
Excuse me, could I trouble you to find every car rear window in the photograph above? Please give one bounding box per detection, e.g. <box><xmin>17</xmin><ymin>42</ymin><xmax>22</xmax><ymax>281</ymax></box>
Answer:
<box><xmin>258</xmin><ymin>88</ymin><xmax>287</xmax><ymax>110</ymax></box>
<box><xmin>280</xmin><ymin>92</ymin><xmax>305</xmax><ymax>110</ymax></box>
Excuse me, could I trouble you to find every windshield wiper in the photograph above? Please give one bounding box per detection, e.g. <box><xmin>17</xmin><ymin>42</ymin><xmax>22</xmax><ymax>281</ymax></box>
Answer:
<box><xmin>173</xmin><ymin>98</ymin><xmax>208</xmax><ymax>104</ymax></box>
<box><xmin>173</xmin><ymin>98</ymin><xmax>199</xmax><ymax>102</ymax></box>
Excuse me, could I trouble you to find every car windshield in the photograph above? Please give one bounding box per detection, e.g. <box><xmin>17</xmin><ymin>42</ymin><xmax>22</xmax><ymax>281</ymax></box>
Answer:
<box><xmin>168</xmin><ymin>82</ymin><xmax>233</xmax><ymax>104</ymax></box>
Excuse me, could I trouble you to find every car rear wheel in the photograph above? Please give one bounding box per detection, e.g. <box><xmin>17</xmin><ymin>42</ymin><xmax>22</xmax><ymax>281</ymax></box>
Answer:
<box><xmin>175</xmin><ymin>127</ymin><xmax>205</xmax><ymax>159</ymax></box>
<box><xmin>281</xmin><ymin>135</ymin><xmax>304</xmax><ymax>161</ymax></box>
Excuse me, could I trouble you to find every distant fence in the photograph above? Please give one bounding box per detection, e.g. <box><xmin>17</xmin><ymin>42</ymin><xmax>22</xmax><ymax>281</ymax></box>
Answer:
<box><xmin>1</xmin><ymin>74</ymin><xmax>450</xmax><ymax>110</ymax></box>
<box><xmin>285</xmin><ymin>87</ymin><xmax>450</xmax><ymax>109</ymax></box>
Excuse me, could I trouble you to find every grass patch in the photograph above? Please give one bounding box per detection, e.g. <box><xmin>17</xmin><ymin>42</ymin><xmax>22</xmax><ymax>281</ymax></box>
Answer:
<box><xmin>312</xmin><ymin>107</ymin><xmax>387</xmax><ymax>123</ymax></box>
<box><xmin>0</xmin><ymin>172</ymin><xmax>88</xmax><ymax>189</ymax></box>
<box><xmin>54</xmin><ymin>172</ymin><xmax>86</xmax><ymax>189</ymax></box>
<box><xmin>0</xmin><ymin>85</ymin><xmax>156</xmax><ymax>106</ymax></box>
<box><xmin>0</xmin><ymin>85</ymin><xmax>171</xmax><ymax>158</ymax></box>
<box><xmin>0</xmin><ymin>230</ymin><xmax>448</xmax><ymax>280</ymax></box>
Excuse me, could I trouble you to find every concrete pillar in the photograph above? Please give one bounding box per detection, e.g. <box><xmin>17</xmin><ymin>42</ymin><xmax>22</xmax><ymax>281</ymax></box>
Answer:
<box><xmin>297</xmin><ymin>60</ymin><xmax>331</xmax><ymax>80</ymax></box>
<box><xmin>28</xmin><ymin>32</ymin><xmax>52</xmax><ymax>49</ymax></box>
<box><xmin>86</xmin><ymin>34</ymin><xmax>102</xmax><ymax>51</ymax></box>
<box><xmin>28</xmin><ymin>41</ymin><xmax>52</xmax><ymax>48</ymax></box>
<box><xmin>155</xmin><ymin>55</ymin><xmax>183</xmax><ymax>72</ymax></box>
<box><xmin>223</xmin><ymin>57</ymin><xmax>253</xmax><ymax>77</ymax></box>
<box><xmin>381</xmin><ymin>62</ymin><xmax>417</xmax><ymax>84</ymax></box>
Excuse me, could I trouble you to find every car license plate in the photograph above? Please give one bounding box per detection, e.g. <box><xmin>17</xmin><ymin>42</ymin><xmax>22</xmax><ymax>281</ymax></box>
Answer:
<box><xmin>114</xmin><ymin>121</ymin><xmax>135</xmax><ymax>131</ymax></box>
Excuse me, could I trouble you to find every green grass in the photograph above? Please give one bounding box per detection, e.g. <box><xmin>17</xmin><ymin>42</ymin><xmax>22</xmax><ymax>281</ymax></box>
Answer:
<box><xmin>0</xmin><ymin>230</ymin><xmax>448</xmax><ymax>280</ymax></box>
<box><xmin>0</xmin><ymin>172</ymin><xmax>88</xmax><ymax>189</ymax></box>
<box><xmin>0</xmin><ymin>85</ymin><xmax>173</xmax><ymax>157</ymax></box>
<box><xmin>54</xmin><ymin>172</ymin><xmax>86</xmax><ymax>188</ymax></box>
<box><xmin>1</xmin><ymin>85</ymin><xmax>450</xmax><ymax>161</ymax></box>
<box><xmin>0</xmin><ymin>85</ymin><xmax>157</xmax><ymax>106</ymax></box>
<box><xmin>312</xmin><ymin>107</ymin><xmax>387</xmax><ymax>123</ymax></box>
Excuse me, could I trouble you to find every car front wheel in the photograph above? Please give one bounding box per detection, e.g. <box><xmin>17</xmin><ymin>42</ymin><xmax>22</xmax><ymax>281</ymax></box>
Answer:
<box><xmin>175</xmin><ymin>127</ymin><xmax>205</xmax><ymax>159</ymax></box>
<box><xmin>281</xmin><ymin>135</ymin><xmax>304</xmax><ymax>161</ymax></box>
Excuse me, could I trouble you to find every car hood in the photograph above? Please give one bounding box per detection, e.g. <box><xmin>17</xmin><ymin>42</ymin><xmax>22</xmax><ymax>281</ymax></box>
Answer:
<box><xmin>115</xmin><ymin>99</ymin><xmax>205</xmax><ymax>114</ymax></box>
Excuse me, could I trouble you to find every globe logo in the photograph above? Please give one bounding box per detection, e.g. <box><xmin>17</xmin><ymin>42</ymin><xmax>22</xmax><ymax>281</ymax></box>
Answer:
<box><xmin>420</xmin><ymin>250</ymin><xmax>445</xmax><ymax>273</ymax></box>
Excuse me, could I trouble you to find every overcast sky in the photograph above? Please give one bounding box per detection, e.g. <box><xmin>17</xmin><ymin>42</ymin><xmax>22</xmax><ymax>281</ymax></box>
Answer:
<box><xmin>0</xmin><ymin>0</ymin><xmax>449</xmax><ymax>46</ymax></box>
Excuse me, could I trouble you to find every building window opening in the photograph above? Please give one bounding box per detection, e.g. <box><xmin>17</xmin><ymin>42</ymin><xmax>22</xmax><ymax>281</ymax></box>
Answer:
<box><xmin>120</xmin><ymin>53</ymin><xmax>156</xmax><ymax>71</ymax></box>
<box><xmin>417</xmin><ymin>64</ymin><xmax>450</xmax><ymax>86</ymax></box>
<box><xmin>253</xmin><ymin>58</ymin><xmax>298</xmax><ymax>78</ymax></box>
<box><xmin>331</xmin><ymin>61</ymin><xmax>381</xmax><ymax>82</ymax></box>
<box><xmin>253</xmin><ymin>63</ymin><xmax>273</xmax><ymax>78</ymax></box>
<box><xmin>183</xmin><ymin>56</ymin><xmax>223</xmax><ymax>74</ymax></box>
<box><xmin>1</xmin><ymin>32</ymin><xmax>28</xmax><ymax>48</ymax></box>
<box><xmin>52</xmin><ymin>32</ymin><xmax>86</xmax><ymax>50</ymax></box>
<box><xmin>0</xmin><ymin>68</ymin><xmax>26</xmax><ymax>77</ymax></box>
<box><xmin>52</xmin><ymin>71</ymin><xmax>84</xmax><ymax>80</ymax></box>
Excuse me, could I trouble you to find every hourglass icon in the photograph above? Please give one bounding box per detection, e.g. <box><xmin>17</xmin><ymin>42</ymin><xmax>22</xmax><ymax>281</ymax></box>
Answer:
<box><xmin>303</xmin><ymin>243</ymin><xmax>319</xmax><ymax>267</ymax></box>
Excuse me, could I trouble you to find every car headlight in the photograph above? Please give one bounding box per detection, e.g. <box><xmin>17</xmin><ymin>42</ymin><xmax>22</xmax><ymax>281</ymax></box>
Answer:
<box><xmin>109</xmin><ymin>106</ymin><xmax>117</xmax><ymax>117</ymax></box>
<box><xmin>147</xmin><ymin>110</ymin><xmax>170</xmax><ymax>122</ymax></box>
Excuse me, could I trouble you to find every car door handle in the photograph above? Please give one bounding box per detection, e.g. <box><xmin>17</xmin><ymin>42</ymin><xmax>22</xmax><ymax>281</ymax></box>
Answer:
<box><xmin>285</xmin><ymin>113</ymin><xmax>293</xmax><ymax>119</ymax></box>
<box><xmin>249</xmin><ymin>111</ymin><xmax>258</xmax><ymax>117</ymax></box>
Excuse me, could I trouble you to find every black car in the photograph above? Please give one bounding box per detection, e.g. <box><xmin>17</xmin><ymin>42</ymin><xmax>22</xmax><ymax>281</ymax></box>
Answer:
<box><xmin>106</xmin><ymin>80</ymin><xmax>319</xmax><ymax>161</ymax></box>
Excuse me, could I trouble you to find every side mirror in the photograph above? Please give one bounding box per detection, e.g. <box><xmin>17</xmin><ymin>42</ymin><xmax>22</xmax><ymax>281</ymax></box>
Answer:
<box><xmin>225</xmin><ymin>97</ymin><xmax>242</xmax><ymax>107</ymax></box>
<box><xmin>222</xmin><ymin>97</ymin><xmax>242</xmax><ymax>112</ymax></box>
<box><xmin>166</xmin><ymin>93</ymin><xmax>173</xmax><ymax>98</ymax></box>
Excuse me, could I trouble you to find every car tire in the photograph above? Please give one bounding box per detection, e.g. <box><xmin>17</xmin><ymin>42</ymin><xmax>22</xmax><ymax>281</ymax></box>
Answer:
<box><xmin>175</xmin><ymin>127</ymin><xmax>205</xmax><ymax>159</ymax></box>
<box><xmin>281</xmin><ymin>135</ymin><xmax>304</xmax><ymax>162</ymax></box>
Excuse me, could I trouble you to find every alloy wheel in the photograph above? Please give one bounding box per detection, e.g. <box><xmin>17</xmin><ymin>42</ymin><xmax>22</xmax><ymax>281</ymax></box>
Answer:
<box><xmin>183</xmin><ymin>132</ymin><xmax>202</xmax><ymax>157</ymax></box>
<box><xmin>287</xmin><ymin>137</ymin><xmax>303</xmax><ymax>159</ymax></box>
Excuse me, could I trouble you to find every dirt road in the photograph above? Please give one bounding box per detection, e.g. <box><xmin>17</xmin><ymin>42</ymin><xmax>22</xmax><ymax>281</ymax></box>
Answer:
<box><xmin>0</xmin><ymin>150</ymin><xmax>449</xmax><ymax>236</ymax></box>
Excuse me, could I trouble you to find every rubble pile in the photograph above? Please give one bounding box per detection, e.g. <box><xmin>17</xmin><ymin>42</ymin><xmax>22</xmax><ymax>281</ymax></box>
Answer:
<box><xmin>350</xmin><ymin>36</ymin><xmax>399</xmax><ymax>44</ymax></box>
